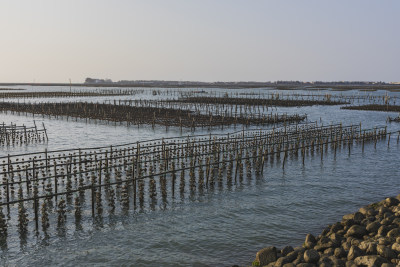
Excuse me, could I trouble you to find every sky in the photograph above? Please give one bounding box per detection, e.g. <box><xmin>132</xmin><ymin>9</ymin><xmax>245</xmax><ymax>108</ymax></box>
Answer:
<box><xmin>0</xmin><ymin>0</ymin><xmax>399</xmax><ymax>83</ymax></box>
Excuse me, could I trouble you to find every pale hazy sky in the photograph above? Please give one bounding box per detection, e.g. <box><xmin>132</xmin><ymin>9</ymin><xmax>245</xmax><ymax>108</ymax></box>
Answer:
<box><xmin>0</xmin><ymin>0</ymin><xmax>399</xmax><ymax>83</ymax></box>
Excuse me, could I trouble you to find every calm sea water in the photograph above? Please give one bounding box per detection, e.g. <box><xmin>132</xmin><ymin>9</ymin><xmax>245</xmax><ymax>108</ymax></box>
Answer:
<box><xmin>0</xmin><ymin>86</ymin><xmax>399</xmax><ymax>266</ymax></box>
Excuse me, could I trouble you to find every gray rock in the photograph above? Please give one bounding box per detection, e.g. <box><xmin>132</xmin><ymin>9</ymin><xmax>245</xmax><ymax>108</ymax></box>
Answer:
<box><xmin>346</xmin><ymin>225</ymin><xmax>367</xmax><ymax>238</ymax></box>
<box><xmin>393</xmin><ymin>218</ymin><xmax>400</xmax><ymax>227</ymax></box>
<box><xmin>319</xmin><ymin>263</ymin><xmax>332</xmax><ymax>267</ymax></box>
<box><xmin>358</xmin><ymin>240</ymin><xmax>370</xmax><ymax>251</ymax></box>
<box><xmin>282</xmin><ymin>263</ymin><xmax>295</xmax><ymax>267</ymax></box>
<box><xmin>391</xmin><ymin>242</ymin><xmax>400</xmax><ymax>253</ymax></box>
<box><xmin>342</xmin><ymin>214</ymin><xmax>354</xmax><ymax>220</ymax></box>
<box><xmin>378</xmin><ymin>206</ymin><xmax>391</xmax><ymax>216</ymax></box>
<box><xmin>318</xmin><ymin>255</ymin><xmax>333</xmax><ymax>266</ymax></box>
<box><xmin>366</xmin><ymin>242</ymin><xmax>377</xmax><ymax>255</ymax></box>
<box><xmin>386</xmin><ymin>228</ymin><xmax>400</xmax><ymax>238</ymax></box>
<box><xmin>342</xmin><ymin>241</ymin><xmax>351</xmax><ymax>251</ymax></box>
<box><xmin>274</xmin><ymin>256</ymin><xmax>291</xmax><ymax>267</ymax></box>
<box><xmin>366</xmin><ymin>221</ymin><xmax>381</xmax><ymax>233</ymax></box>
<box><xmin>377</xmin><ymin>244</ymin><xmax>397</xmax><ymax>259</ymax></box>
<box><xmin>286</xmin><ymin>250</ymin><xmax>300</xmax><ymax>262</ymax></box>
<box><xmin>354</xmin><ymin>255</ymin><xmax>388</xmax><ymax>266</ymax></box>
<box><xmin>377</xmin><ymin>225</ymin><xmax>390</xmax><ymax>236</ymax></box>
<box><xmin>347</xmin><ymin>245</ymin><xmax>363</xmax><ymax>261</ymax></box>
<box><xmin>255</xmin><ymin>246</ymin><xmax>277</xmax><ymax>266</ymax></box>
<box><xmin>359</xmin><ymin>206</ymin><xmax>372</xmax><ymax>215</ymax></box>
<box><xmin>319</xmin><ymin>236</ymin><xmax>330</xmax><ymax>244</ymax></box>
<box><xmin>350</xmin><ymin>238</ymin><xmax>361</xmax><ymax>247</ymax></box>
<box><xmin>323</xmin><ymin>248</ymin><xmax>334</xmax><ymax>256</ymax></box>
<box><xmin>281</xmin><ymin>246</ymin><xmax>294</xmax><ymax>257</ymax></box>
<box><xmin>293</xmin><ymin>250</ymin><xmax>304</xmax><ymax>265</ymax></box>
<box><xmin>312</xmin><ymin>244</ymin><xmax>323</xmax><ymax>252</ymax></box>
<box><xmin>334</xmin><ymin>247</ymin><xmax>346</xmax><ymax>258</ymax></box>
<box><xmin>366</xmin><ymin>208</ymin><xmax>378</xmax><ymax>217</ymax></box>
<box><xmin>385</xmin><ymin>197</ymin><xmax>400</xmax><ymax>207</ymax></box>
<box><xmin>296</xmin><ymin>263</ymin><xmax>315</xmax><ymax>267</ymax></box>
<box><xmin>330</xmin><ymin>222</ymin><xmax>343</xmax><ymax>233</ymax></box>
<box><xmin>305</xmin><ymin>233</ymin><xmax>316</xmax><ymax>244</ymax></box>
<box><xmin>381</xmin><ymin>263</ymin><xmax>396</xmax><ymax>267</ymax></box>
<box><xmin>303</xmin><ymin>249</ymin><xmax>320</xmax><ymax>264</ymax></box>
<box><xmin>342</xmin><ymin>219</ymin><xmax>355</xmax><ymax>228</ymax></box>
<box><xmin>381</xmin><ymin>217</ymin><xmax>394</xmax><ymax>225</ymax></box>
<box><xmin>383</xmin><ymin>212</ymin><xmax>394</xmax><ymax>219</ymax></box>
<box><xmin>345</xmin><ymin>260</ymin><xmax>356</xmax><ymax>267</ymax></box>
<box><xmin>353</xmin><ymin>212</ymin><xmax>365</xmax><ymax>223</ymax></box>
<box><xmin>328</xmin><ymin>256</ymin><xmax>346</xmax><ymax>267</ymax></box>
<box><xmin>378</xmin><ymin>237</ymin><xmax>391</xmax><ymax>245</ymax></box>
<box><xmin>274</xmin><ymin>251</ymin><xmax>300</xmax><ymax>267</ymax></box>
<box><xmin>303</xmin><ymin>242</ymin><xmax>314</xmax><ymax>249</ymax></box>
<box><xmin>321</xmin><ymin>227</ymin><xmax>330</xmax><ymax>236</ymax></box>
<box><xmin>329</xmin><ymin>233</ymin><xmax>344</xmax><ymax>245</ymax></box>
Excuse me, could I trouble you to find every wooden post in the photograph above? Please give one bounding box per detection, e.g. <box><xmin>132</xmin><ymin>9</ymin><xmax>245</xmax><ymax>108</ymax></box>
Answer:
<box><xmin>91</xmin><ymin>185</ymin><xmax>95</xmax><ymax>218</ymax></box>
<box><xmin>54</xmin><ymin>160</ymin><xmax>58</xmax><ymax>202</ymax></box>
<box><xmin>42</xmin><ymin>122</ymin><xmax>48</xmax><ymax>141</ymax></box>
<box><xmin>6</xmin><ymin>155</ymin><xmax>11</xmax><ymax>213</ymax></box>
<box><xmin>33</xmin><ymin>120</ymin><xmax>39</xmax><ymax>136</ymax></box>
<box><xmin>34</xmin><ymin>188</ymin><xmax>39</xmax><ymax>231</ymax></box>
<box><xmin>132</xmin><ymin>160</ymin><xmax>136</xmax><ymax>208</ymax></box>
<box><xmin>45</xmin><ymin>149</ymin><xmax>48</xmax><ymax>171</ymax></box>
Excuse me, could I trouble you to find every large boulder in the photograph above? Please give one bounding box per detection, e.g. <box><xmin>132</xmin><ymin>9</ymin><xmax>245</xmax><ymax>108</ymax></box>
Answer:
<box><xmin>343</xmin><ymin>214</ymin><xmax>354</xmax><ymax>220</ymax></box>
<box><xmin>353</xmin><ymin>212</ymin><xmax>365</xmax><ymax>223</ymax></box>
<box><xmin>346</xmin><ymin>225</ymin><xmax>367</xmax><ymax>238</ymax></box>
<box><xmin>378</xmin><ymin>206</ymin><xmax>391</xmax><ymax>216</ymax></box>
<box><xmin>305</xmin><ymin>233</ymin><xmax>316</xmax><ymax>244</ymax></box>
<box><xmin>281</xmin><ymin>246</ymin><xmax>294</xmax><ymax>257</ymax></box>
<box><xmin>334</xmin><ymin>247</ymin><xmax>346</xmax><ymax>258</ymax></box>
<box><xmin>303</xmin><ymin>249</ymin><xmax>320</xmax><ymax>263</ymax></box>
<box><xmin>377</xmin><ymin>244</ymin><xmax>397</xmax><ymax>259</ymax></box>
<box><xmin>366</xmin><ymin>221</ymin><xmax>381</xmax><ymax>234</ymax></box>
<box><xmin>275</xmin><ymin>249</ymin><xmax>303</xmax><ymax>266</ymax></box>
<box><xmin>304</xmin><ymin>234</ymin><xmax>316</xmax><ymax>249</ymax></box>
<box><xmin>359</xmin><ymin>206</ymin><xmax>373</xmax><ymax>215</ymax></box>
<box><xmin>274</xmin><ymin>256</ymin><xmax>294</xmax><ymax>267</ymax></box>
<box><xmin>366</xmin><ymin>243</ymin><xmax>377</xmax><ymax>255</ymax></box>
<box><xmin>385</xmin><ymin>197</ymin><xmax>400</xmax><ymax>207</ymax></box>
<box><xmin>254</xmin><ymin>246</ymin><xmax>277</xmax><ymax>266</ymax></box>
<box><xmin>354</xmin><ymin>255</ymin><xmax>388</xmax><ymax>266</ymax></box>
<box><xmin>330</xmin><ymin>222</ymin><xmax>343</xmax><ymax>233</ymax></box>
<box><xmin>328</xmin><ymin>256</ymin><xmax>346</xmax><ymax>267</ymax></box>
<box><xmin>391</xmin><ymin>242</ymin><xmax>400</xmax><ymax>253</ymax></box>
<box><xmin>347</xmin><ymin>245</ymin><xmax>363</xmax><ymax>260</ymax></box>
<box><xmin>296</xmin><ymin>264</ymin><xmax>315</xmax><ymax>267</ymax></box>
<box><xmin>387</xmin><ymin>228</ymin><xmax>400</xmax><ymax>238</ymax></box>
<box><xmin>377</xmin><ymin>225</ymin><xmax>390</xmax><ymax>236</ymax></box>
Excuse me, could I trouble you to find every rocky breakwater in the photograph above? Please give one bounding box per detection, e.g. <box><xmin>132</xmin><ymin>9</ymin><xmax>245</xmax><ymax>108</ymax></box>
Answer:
<box><xmin>252</xmin><ymin>195</ymin><xmax>400</xmax><ymax>267</ymax></box>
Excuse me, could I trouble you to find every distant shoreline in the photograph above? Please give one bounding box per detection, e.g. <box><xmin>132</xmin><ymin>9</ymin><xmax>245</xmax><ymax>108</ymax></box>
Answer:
<box><xmin>0</xmin><ymin>82</ymin><xmax>400</xmax><ymax>91</ymax></box>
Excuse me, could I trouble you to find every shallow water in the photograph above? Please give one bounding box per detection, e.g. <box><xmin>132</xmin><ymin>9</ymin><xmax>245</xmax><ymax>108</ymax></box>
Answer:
<box><xmin>0</xmin><ymin>86</ymin><xmax>399</xmax><ymax>266</ymax></box>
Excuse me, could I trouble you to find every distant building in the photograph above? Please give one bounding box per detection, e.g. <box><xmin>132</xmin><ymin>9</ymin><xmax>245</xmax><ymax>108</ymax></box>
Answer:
<box><xmin>85</xmin><ymin>78</ymin><xmax>112</xmax><ymax>84</ymax></box>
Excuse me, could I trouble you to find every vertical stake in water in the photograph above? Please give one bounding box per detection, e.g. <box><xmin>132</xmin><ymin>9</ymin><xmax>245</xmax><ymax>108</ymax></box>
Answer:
<box><xmin>91</xmin><ymin>185</ymin><xmax>95</xmax><ymax>218</ymax></box>
<box><xmin>6</xmin><ymin>154</ymin><xmax>11</xmax><ymax>213</ymax></box>
<box><xmin>42</xmin><ymin>122</ymin><xmax>48</xmax><ymax>141</ymax></box>
<box><xmin>132</xmin><ymin>160</ymin><xmax>136</xmax><ymax>208</ymax></box>
<box><xmin>34</xmin><ymin>187</ymin><xmax>39</xmax><ymax>231</ymax></box>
